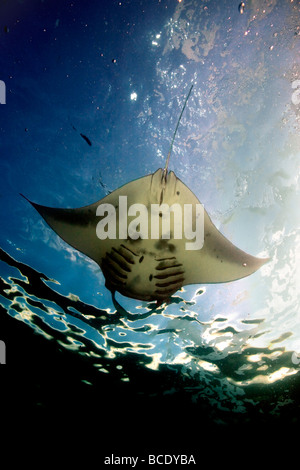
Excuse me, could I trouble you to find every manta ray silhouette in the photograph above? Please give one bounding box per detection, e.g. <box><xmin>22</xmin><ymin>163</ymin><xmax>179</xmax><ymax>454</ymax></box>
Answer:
<box><xmin>22</xmin><ymin>85</ymin><xmax>268</xmax><ymax>306</ymax></box>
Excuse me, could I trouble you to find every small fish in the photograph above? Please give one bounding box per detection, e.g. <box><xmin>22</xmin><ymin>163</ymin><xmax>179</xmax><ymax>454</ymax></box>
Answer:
<box><xmin>80</xmin><ymin>133</ymin><xmax>92</xmax><ymax>146</ymax></box>
<box><xmin>70</xmin><ymin>122</ymin><xmax>92</xmax><ymax>146</ymax></box>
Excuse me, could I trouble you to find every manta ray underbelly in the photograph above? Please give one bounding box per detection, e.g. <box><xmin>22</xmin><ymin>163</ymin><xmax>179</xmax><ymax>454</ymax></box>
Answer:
<box><xmin>24</xmin><ymin>169</ymin><xmax>267</xmax><ymax>304</ymax></box>
<box><xmin>101</xmin><ymin>240</ymin><xmax>186</xmax><ymax>302</ymax></box>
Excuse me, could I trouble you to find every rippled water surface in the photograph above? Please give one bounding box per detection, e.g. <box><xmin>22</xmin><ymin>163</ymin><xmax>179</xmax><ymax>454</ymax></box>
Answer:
<box><xmin>1</xmin><ymin>0</ymin><xmax>300</xmax><ymax>455</ymax></box>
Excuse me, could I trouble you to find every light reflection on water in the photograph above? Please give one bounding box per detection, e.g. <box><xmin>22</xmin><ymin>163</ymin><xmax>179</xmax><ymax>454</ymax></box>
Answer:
<box><xmin>1</xmin><ymin>246</ymin><xmax>299</xmax><ymax>423</ymax></box>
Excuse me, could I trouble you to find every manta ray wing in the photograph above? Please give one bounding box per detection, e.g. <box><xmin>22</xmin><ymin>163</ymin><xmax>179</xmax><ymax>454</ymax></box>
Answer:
<box><xmin>21</xmin><ymin>174</ymin><xmax>152</xmax><ymax>263</ymax></box>
<box><xmin>160</xmin><ymin>174</ymin><xmax>268</xmax><ymax>285</ymax></box>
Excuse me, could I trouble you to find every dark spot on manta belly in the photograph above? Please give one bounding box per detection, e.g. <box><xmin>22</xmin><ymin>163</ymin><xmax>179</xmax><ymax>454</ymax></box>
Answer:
<box><xmin>149</xmin><ymin>274</ymin><xmax>153</xmax><ymax>281</ymax></box>
<box><xmin>128</xmin><ymin>237</ymin><xmax>142</xmax><ymax>245</ymax></box>
<box><xmin>154</xmin><ymin>239</ymin><xmax>176</xmax><ymax>253</ymax></box>
<box><xmin>139</xmin><ymin>256</ymin><xmax>144</xmax><ymax>263</ymax></box>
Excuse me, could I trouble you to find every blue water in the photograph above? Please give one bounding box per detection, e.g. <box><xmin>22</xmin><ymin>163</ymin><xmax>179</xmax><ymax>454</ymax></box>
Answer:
<box><xmin>1</xmin><ymin>0</ymin><xmax>300</xmax><ymax>458</ymax></box>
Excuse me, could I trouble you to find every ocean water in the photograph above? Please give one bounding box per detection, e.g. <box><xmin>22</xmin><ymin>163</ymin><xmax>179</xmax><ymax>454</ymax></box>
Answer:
<box><xmin>1</xmin><ymin>0</ymin><xmax>300</xmax><ymax>458</ymax></box>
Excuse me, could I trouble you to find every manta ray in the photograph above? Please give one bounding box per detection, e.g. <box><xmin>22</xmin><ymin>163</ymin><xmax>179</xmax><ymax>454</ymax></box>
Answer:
<box><xmin>23</xmin><ymin>85</ymin><xmax>268</xmax><ymax>306</ymax></box>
